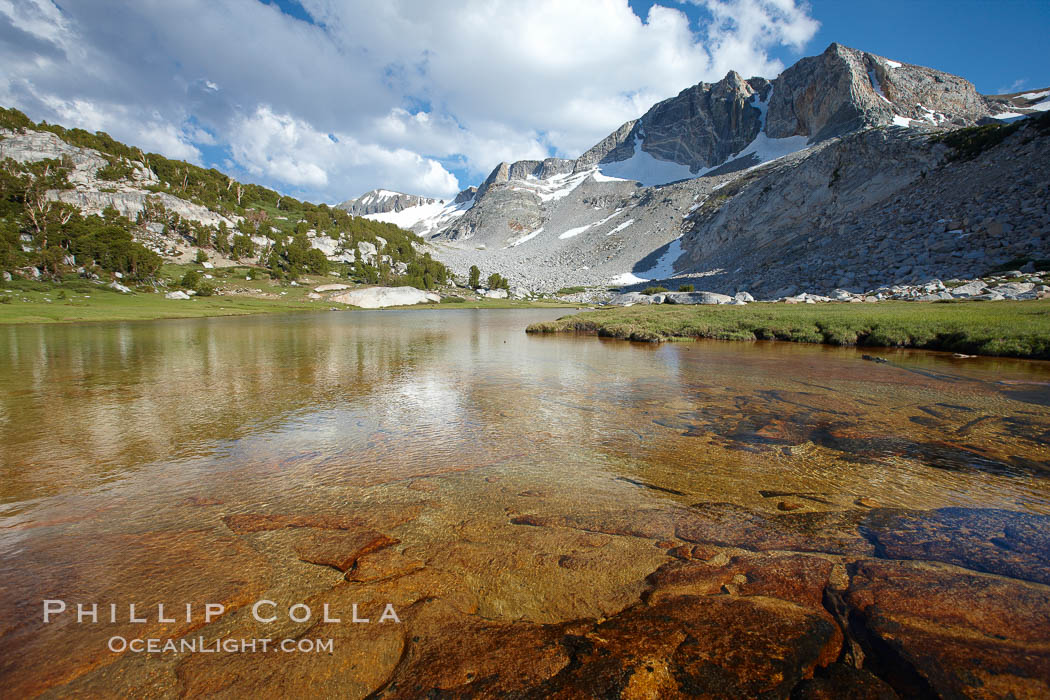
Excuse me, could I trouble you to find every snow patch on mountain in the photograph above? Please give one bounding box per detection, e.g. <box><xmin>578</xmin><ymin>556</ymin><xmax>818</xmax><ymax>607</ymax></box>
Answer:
<box><xmin>522</xmin><ymin>170</ymin><xmax>593</xmax><ymax>202</ymax></box>
<box><xmin>635</xmin><ymin>237</ymin><xmax>685</xmax><ymax>281</ymax></box>
<box><xmin>360</xmin><ymin>189</ymin><xmax>400</xmax><ymax>204</ymax></box>
<box><xmin>597</xmin><ymin>134</ymin><xmax>697</xmax><ymax>186</ymax></box>
<box><xmin>364</xmin><ymin>197</ymin><xmax>473</xmax><ymax>235</ymax></box>
<box><xmin>508</xmin><ymin>226</ymin><xmax>543</xmax><ymax>247</ymax></box>
<box><xmin>558</xmin><ymin>224</ymin><xmax>593</xmax><ymax>240</ymax></box>
<box><xmin>554</xmin><ymin>208</ymin><xmax>626</xmax><ymax>241</ymax></box>
<box><xmin>609</xmin><ymin>272</ymin><xmax>648</xmax><ymax>285</ymax></box>
<box><xmin>733</xmin><ymin>91</ymin><xmax>811</xmax><ymax>167</ymax></box>
<box><xmin>917</xmin><ymin>104</ymin><xmax>946</xmax><ymax>124</ymax></box>
<box><xmin>590</xmin><ymin>170</ymin><xmax>628</xmax><ymax>183</ymax></box>
<box><xmin>868</xmin><ymin>69</ymin><xmax>892</xmax><ymax>104</ymax></box>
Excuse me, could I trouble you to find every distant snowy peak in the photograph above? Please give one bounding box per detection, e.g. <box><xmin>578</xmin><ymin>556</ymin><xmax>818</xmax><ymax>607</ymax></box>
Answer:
<box><xmin>580</xmin><ymin>43</ymin><xmax>997</xmax><ymax>188</ymax></box>
<box><xmin>361</xmin><ymin>194</ymin><xmax>475</xmax><ymax>237</ymax></box>
<box><xmin>989</xmin><ymin>87</ymin><xmax>1050</xmax><ymax>122</ymax></box>
<box><xmin>337</xmin><ymin>189</ymin><xmax>443</xmax><ymax>217</ymax></box>
<box><xmin>436</xmin><ymin>43</ymin><xmax>1004</xmax><ymax>220</ymax></box>
<box><xmin>335</xmin><ymin>185</ymin><xmax>480</xmax><ymax>235</ymax></box>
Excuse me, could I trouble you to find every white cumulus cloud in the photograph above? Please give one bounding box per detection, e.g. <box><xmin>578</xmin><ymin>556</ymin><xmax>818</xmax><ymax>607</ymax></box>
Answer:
<box><xmin>231</xmin><ymin>106</ymin><xmax>460</xmax><ymax>198</ymax></box>
<box><xmin>0</xmin><ymin>0</ymin><xmax>820</xmax><ymax>202</ymax></box>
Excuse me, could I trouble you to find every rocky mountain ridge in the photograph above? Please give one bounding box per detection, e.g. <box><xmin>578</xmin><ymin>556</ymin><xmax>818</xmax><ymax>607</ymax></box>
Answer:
<box><xmin>338</xmin><ymin>189</ymin><xmax>442</xmax><ymax>216</ymax></box>
<box><xmin>361</xmin><ymin>43</ymin><xmax>1047</xmax><ymax>296</ymax></box>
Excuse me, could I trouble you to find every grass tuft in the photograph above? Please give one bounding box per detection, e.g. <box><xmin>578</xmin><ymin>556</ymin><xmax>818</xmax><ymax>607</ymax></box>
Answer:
<box><xmin>525</xmin><ymin>300</ymin><xmax>1050</xmax><ymax>359</ymax></box>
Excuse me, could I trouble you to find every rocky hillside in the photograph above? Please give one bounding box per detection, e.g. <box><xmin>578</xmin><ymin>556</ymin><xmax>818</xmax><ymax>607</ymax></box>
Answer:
<box><xmin>355</xmin><ymin>43</ymin><xmax>1047</xmax><ymax>296</ymax></box>
<box><xmin>0</xmin><ymin>108</ymin><xmax>449</xmax><ymax>290</ymax></box>
<box><xmin>672</xmin><ymin>114</ymin><xmax>1050</xmax><ymax>298</ymax></box>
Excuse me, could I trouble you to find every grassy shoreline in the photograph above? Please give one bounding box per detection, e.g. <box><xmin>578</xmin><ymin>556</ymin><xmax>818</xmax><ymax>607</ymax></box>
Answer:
<box><xmin>525</xmin><ymin>300</ymin><xmax>1050</xmax><ymax>359</ymax></box>
<box><xmin>0</xmin><ymin>269</ymin><xmax>580</xmax><ymax>325</ymax></box>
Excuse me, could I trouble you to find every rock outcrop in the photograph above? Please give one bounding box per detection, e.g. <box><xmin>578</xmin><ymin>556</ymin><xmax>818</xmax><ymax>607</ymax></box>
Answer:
<box><xmin>766</xmin><ymin>43</ymin><xmax>991</xmax><ymax>140</ymax></box>
<box><xmin>329</xmin><ymin>286</ymin><xmax>440</xmax><ymax>308</ymax></box>
<box><xmin>0</xmin><ymin>129</ymin><xmax>236</xmax><ymax>230</ymax></box>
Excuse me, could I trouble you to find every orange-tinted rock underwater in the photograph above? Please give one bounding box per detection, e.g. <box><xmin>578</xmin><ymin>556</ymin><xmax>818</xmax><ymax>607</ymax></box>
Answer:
<box><xmin>1</xmin><ymin>309</ymin><xmax>1048</xmax><ymax>698</ymax></box>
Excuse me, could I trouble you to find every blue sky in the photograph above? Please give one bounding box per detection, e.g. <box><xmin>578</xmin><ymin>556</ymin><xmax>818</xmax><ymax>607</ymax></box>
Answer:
<box><xmin>627</xmin><ymin>1</ymin><xmax>1050</xmax><ymax>95</ymax></box>
<box><xmin>2</xmin><ymin>0</ymin><xmax>1047</xmax><ymax>204</ymax></box>
<box><xmin>799</xmin><ymin>0</ymin><xmax>1049</xmax><ymax>94</ymax></box>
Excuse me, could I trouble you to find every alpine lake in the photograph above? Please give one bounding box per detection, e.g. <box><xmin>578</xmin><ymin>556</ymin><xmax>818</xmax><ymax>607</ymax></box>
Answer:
<box><xmin>1</xmin><ymin>309</ymin><xmax>1048</xmax><ymax>698</ymax></box>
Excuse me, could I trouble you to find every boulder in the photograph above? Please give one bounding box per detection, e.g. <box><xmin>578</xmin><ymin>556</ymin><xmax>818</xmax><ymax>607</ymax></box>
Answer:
<box><xmin>482</xmin><ymin>288</ymin><xmax>508</xmax><ymax>299</ymax></box>
<box><xmin>991</xmin><ymin>282</ymin><xmax>1036</xmax><ymax>297</ymax></box>
<box><xmin>165</xmin><ymin>290</ymin><xmax>190</xmax><ymax>299</ymax></box>
<box><xmin>664</xmin><ymin>291</ymin><xmax>734</xmax><ymax>305</ymax></box>
<box><xmin>109</xmin><ymin>281</ymin><xmax>132</xmax><ymax>293</ymax></box>
<box><xmin>735</xmin><ymin>291</ymin><xmax>755</xmax><ymax>302</ymax></box>
<box><xmin>357</xmin><ymin>241</ymin><xmax>378</xmax><ymax>263</ymax></box>
<box><xmin>307</xmin><ymin>235</ymin><xmax>340</xmax><ymax>257</ymax></box>
<box><xmin>949</xmin><ymin>280</ymin><xmax>987</xmax><ymax>297</ymax></box>
<box><xmin>313</xmin><ymin>284</ymin><xmax>351</xmax><ymax>293</ymax></box>
<box><xmin>330</xmin><ymin>286</ymin><xmax>440</xmax><ymax>308</ymax></box>
<box><xmin>606</xmin><ymin>292</ymin><xmax>657</xmax><ymax>306</ymax></box>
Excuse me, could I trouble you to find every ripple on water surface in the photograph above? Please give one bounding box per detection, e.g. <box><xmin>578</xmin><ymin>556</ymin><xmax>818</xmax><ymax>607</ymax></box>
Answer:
<box><xmin>1</xmin><ymin>309</ymin><xmax>1048</xmax><ymax>696</ymax></box>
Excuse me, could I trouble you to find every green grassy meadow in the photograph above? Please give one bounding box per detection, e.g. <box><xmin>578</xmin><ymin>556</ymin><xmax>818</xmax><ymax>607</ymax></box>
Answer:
<box><xmin>526</xmin><ymin>300</ymin><xmax>1050</xmax><ymax>359</ymax></box>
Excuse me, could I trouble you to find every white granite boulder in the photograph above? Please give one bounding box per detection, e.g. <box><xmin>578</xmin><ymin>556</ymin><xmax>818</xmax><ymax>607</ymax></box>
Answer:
<box><xmin>330</xmin><ymin>286</ymin><xmax>440</xmax><ymax>308</ymax></box>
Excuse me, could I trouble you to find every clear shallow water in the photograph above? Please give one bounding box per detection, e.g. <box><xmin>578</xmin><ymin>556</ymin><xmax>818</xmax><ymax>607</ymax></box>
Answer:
<box><xmin>1</xmin><ymin>309</ymin><xmax>1049</xmax><ymax>695</ymax></box>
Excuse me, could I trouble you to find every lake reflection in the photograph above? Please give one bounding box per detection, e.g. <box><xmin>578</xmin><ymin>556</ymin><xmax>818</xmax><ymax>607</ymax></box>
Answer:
<box><xmin>1</xmin><ymin>309</ymin><xmax>1049</xmax><ymax>697</ymax></box>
